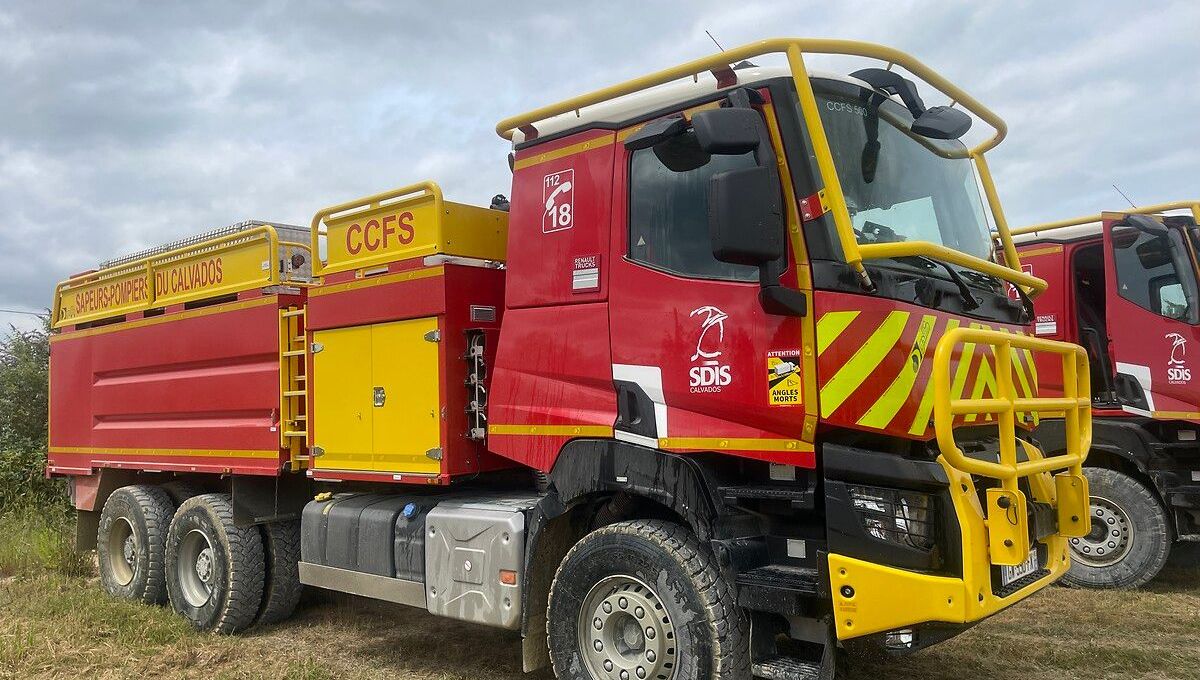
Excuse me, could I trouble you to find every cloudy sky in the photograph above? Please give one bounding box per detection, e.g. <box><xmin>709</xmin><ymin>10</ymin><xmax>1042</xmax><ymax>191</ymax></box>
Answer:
<box><xmin>3</xmin><ymin>1</ymin><xmax>1197</xmax><ymax>329</ymax></box>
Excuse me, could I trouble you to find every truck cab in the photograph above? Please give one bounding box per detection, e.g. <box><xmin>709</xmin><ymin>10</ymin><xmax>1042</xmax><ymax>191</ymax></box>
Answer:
<box><xmin>1014</xmin><ymin>202</ymin><xmax>1200</xmax><ymax>588</ymax></box>
<box><xmin>479</xmin><ymin>39</ymin><xmax>1092</xmax><ymax>675</ymax></box>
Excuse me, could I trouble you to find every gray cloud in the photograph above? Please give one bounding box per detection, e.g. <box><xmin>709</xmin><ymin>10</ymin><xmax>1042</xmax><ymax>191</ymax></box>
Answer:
<box><xmin>1</xmin><ymin>1</ymin><xmax>1197</xmax><ymax>329</ymax></box>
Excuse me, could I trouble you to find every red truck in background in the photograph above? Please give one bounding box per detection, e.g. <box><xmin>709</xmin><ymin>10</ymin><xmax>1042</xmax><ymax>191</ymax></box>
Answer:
<box><xmin>1013</xmin><ymin>202</ymin><xmax>1200</xmax><ymax>588</ymax></box>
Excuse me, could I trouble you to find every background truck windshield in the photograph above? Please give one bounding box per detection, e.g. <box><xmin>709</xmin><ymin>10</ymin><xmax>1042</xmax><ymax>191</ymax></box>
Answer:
<box><xmin>814</xmin><ymin>79</ymin><xmax>994</xmax><ymax>264</ymax></box>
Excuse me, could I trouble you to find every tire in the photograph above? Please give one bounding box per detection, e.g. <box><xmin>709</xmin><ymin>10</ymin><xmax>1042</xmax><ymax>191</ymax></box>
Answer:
<box><xmin>547</xmin><ymin>520</ymin><xmax>749</xmax><ymax>680</ymax></box>
<box><xmin>165</xmin><ymin>493</ymin><xmax>265</xmax><ymax>633</ymax></box>
<box><xmin>161</xmin><ymin>480</ymin><xmax>204</xmax><ymax>506</ymax></box>
<box><xmin>1062</xmin><ymin>468</ymin><xmax>1171</xmax><ymax>589</ymax></box>
<box><xmin>255</xmin><ymin>520</ymin><xmax>303</xmax><ymax>625</ymax></box>
<box><xmin>96</xmin><ymin>485</ymin><xmax>174</xmax><ymax>604</ymax></box>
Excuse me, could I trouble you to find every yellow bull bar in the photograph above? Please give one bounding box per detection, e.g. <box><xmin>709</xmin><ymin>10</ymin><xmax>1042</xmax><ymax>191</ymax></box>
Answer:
<box><xmin>932</xmin><ymin>327</ymin><xmax>1092</xmax><ymax>564</ymax></box>
<box><xmin>828</xmin><ymin>329</ymin><xmax>1092</xmax><ymax>641</ymax></box>
<box><xmin>495</xmin><ymin>37</ymin><xmax>1045</xmax><ymax>297</ymax></box>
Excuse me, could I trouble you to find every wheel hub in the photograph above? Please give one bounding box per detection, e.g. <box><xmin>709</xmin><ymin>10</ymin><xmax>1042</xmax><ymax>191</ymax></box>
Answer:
<box><xmin>1070</xmin><ymin>495</ymin><xmax>1134</xmax><ymax>567</ymax></box>
<box><xmin>579</xmin><ymin>575</ymin><xmax>676</xmax><ymax>680</ymax></box>
<box><xmin>122</xmin><ymin>535</ymin><xmax>136</xmax><ymax>567</ymax></box>
<box><xmin>195</xmin><ymin>548</ymin><xmax>213</xmax><ymax>584</ymax></box>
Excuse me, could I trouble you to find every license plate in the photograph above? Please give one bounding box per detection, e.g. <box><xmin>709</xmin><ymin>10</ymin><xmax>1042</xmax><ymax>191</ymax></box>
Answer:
<box><xmin>1000</xmin><ymin>549</ymin><xmax>1040</xmax><ymax>586</ymax></box>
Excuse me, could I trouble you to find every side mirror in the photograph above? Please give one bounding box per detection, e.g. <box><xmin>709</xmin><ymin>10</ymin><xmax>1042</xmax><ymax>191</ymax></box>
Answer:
<box><xmin>691</xmin><ymin>108</ymin><xmax>761</xmax><ymax>155</ymax></box>
<box><xmin>911</xmin><ymin>106</ymin><xmax>973</xmax><ymax>140</ymax></box>
<box><xmin>708</xmin><ymin>166</ymin><xmax>784</xmax><ymax>265</ymax></box>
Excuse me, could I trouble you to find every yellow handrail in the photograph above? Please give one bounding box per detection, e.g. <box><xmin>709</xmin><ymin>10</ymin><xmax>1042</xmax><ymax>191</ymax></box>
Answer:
<box><xmin>309</xmin><ymin>181</ymin><xmax>444</xmax><ymax>277</ymax></box>
<box><xmin>932</xmin><ymin>327</ymin><xmax>1091</xmax><ymax>486</ymax></box>
<box><xmin>53</xmin><ymin>225</ymin><xmax>311</xmax><ymax>328</ymax></box>
<box><xmin>495</xmin><ymin>38</ymin><xmax>1031</xmax><ymax>295</ymax></box>
<box><xmin>1012</xmin><ymin>200</ymin><xmax>1200</xmax><ymax>236</ymax></box>
<box><xmin>858</xmin><ymin>241</ymin><xmax>1046</xmax><ymax>292</ymax></box>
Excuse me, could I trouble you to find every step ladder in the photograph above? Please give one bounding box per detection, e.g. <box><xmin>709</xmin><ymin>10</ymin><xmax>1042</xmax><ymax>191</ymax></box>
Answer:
<box><xmin>279</xmin><ymin>306</ymin><xmax>309</xmax><ymax>470</ymax></box>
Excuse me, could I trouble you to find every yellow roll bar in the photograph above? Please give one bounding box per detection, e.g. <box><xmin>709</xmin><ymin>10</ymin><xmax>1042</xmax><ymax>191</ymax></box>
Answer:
<box><xmin>309</xmin><ymin>181</ymin><xmax>443</xmax><ymax>277</ymax></box>
<box><xmin>932</xmin><ymin>327</ymin><xmax>1091</xmax><ymax>486</ymax></box>
<box><xmin>52</xmin><ymin>225</ymin><xmax>311</xmax><ymax>329</ymax></box>
<box><xmin>1013</xmin><ymin>200</ymin><xmax>1200</xmax><ymax>236</ymax></box>
<box><xmin>495</xmin><ymin>38</ymin><xmax>1039</xmax><ymax>295</ymax></box>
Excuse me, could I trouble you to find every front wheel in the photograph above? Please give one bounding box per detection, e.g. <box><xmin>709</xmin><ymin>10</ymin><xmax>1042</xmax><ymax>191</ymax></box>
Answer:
<box><xmin>547</xmin><ymin>520</ymin><xmax>749</xmax><ymax>680</ymax></box>
<box><xmin>1062</xmin><ymin>468</ymin><xmax>1171</xmax><ymax>589</ymax></box>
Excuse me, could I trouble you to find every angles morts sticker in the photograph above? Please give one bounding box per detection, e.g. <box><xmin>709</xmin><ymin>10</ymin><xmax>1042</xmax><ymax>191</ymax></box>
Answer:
<box><xmin>767</xmin><ymin>350</ymin><xmax>802</xmax><ymax>406</ymax></box>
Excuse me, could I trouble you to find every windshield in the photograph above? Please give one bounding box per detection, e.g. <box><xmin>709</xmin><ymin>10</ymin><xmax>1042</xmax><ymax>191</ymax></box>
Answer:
<box><xmin>813</xmin><ymin>78</ymin><xmax>994</xmax><ymax>264</ymax></box>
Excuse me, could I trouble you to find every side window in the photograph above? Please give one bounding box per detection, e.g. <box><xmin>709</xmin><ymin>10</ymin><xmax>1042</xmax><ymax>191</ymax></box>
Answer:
<box><xmin>1111</xmin><ymin>225</ymin><xmax>1199</xmax><ymax>324</ymax></box>
<box><xmin>628</xmin><ymin>135</ymin><xmax>759</xmax><ymax>282</ymax></box>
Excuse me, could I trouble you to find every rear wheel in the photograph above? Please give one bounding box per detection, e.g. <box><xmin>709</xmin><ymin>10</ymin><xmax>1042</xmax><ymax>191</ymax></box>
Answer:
<box><xmin>255</xmin><ymin>520</ymin><xmax>303</xmax><ymax>625</ymax></box>
<box><xmin>165</xmin><ymin>493</ymin><xmax>265</xmax><ymax>633</ymax></box>
<box><xmin>161</xmin><ymin>480</ymin><xmax>204</xmax><ymax>506</ymax></box>
<box><xmin>96</xmin><ymin>485</ymin><xmax>174</xmax><ymax>604</ymax></box>
<box><xmin>1063</xmin><ymin>468</ymin><xmax>1171</xmax><ymax>589</ymax></box>
<box><xmin>547</xmin><ymin>520</ymin><xmax>749</xmax><ymax>680</ymax></box>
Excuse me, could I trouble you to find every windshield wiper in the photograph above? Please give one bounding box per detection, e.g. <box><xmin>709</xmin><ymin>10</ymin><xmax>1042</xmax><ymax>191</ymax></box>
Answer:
<box><xmin>899</xmin><ymin>255</ymin><xmax>980</xmax><ymax>310</ymax></box>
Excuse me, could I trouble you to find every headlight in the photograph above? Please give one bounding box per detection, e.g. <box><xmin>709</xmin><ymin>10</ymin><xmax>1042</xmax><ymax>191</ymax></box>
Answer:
<box><xmin>846</xmin><ymin>484</ymin><xmax>936</xmax><ymax>551</ymax></box>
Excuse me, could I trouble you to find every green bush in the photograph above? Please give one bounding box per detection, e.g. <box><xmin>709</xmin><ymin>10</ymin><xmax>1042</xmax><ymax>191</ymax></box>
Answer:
<box><xmin>0</xmin><ymin>317</ymin><xmax>66</xmax><ymax>511</ymax></box>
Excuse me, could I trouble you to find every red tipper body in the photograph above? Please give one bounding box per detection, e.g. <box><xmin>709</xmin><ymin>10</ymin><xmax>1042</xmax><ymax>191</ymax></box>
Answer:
<box><xmin>50</xmin><ymin>293</ymin><xmax>300</xmax><ymax>477</ymax></box>
<box><xmin>48</xmin><ymin>224</ymin><xmax>316</xmax><ymax>479</ymax></box>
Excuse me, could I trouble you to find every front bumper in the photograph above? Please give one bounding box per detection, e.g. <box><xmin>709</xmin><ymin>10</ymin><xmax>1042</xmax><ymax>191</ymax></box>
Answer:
<box><xmin>829</xmin><ymin>456</ymin><xmax>1072</xmax><ymax>641</ymax></box>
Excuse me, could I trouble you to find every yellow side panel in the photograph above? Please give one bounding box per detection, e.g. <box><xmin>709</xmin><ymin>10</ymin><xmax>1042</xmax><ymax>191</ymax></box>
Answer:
<box><xmin>311</xmin><ymin>325</ymin><xmax>375</xmax><ymax>472</ymax></box>
<box><xmin>371</xmin><ymin>318</ymin><xmax>442</xmax><ymax>474</ymax></box>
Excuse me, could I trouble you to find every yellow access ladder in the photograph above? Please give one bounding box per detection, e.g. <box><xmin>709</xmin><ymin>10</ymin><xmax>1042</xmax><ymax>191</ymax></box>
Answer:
<box><xmin>280</xmin><ymin>306</ymin><xmax>309</xmax><ymax>470</ymax></box>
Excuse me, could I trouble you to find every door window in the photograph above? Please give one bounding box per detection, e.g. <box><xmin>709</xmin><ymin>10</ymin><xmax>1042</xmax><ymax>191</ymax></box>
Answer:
<box><xmin>1111</xmin><ymin>225</ymin><xmax>1200</xmax><ymax>324</ymax></box>
<box><xmin>627</xmin><ymin>135</ymin><xmax>759</xmax><ymax>282</ymax></box>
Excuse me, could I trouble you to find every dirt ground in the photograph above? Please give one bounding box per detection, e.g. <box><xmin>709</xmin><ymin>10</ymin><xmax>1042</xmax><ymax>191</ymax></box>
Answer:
<box><xmin>1</xmin><ymin>544</ymin><xmax>1198</xmax><ymax>680</ymax></box>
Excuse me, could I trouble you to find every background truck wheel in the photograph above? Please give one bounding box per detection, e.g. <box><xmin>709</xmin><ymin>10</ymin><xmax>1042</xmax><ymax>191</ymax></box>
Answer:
<box><xmin>255</xmin><ymin>520</ymin><xmax>303</xmax><ymax>625</ymax></box>
<box><xmin>96</xmin><ymin>485</ymin><xmax>174</xmax><ymax>604</ymax></box>
<box><xmin>1062</xmin><ymin>468</ymin><xmax>1171</xmax><ymax>589</ymax></box>
<box><xmin>547</xmin><ymin>520</ymin><xmax>749</xmax><ymax>680</ymax></box>
<box><xmin>165</xmin><ymin>493</ymin><xmax>265</xmax><ymax>633</ymax></box>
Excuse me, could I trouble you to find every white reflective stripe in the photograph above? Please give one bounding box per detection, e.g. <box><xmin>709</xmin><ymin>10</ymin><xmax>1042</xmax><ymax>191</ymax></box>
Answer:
<box><xmin>614</xmin><ymin>430</ymin><xmax>659</xmax><ymax>448</ymax></box>
<box><xmin>612</xmin><ymin>363</ymin><xmax>668</xmax><ymax>439</ymax></box>
<box><xmin>1116</xmin><ymin>361</ymin><xmax>1155</xmax><ymax>411</ymax></box>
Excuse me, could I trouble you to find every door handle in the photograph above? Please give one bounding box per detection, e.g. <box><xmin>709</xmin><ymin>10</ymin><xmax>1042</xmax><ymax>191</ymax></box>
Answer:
<box><xmin>373</xmin><ymin>386</ymin><xmax>386</xmax><ymax>407</ymax></box>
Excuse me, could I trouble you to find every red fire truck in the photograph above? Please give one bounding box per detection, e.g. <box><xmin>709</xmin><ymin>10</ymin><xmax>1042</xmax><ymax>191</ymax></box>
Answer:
<box><xmin>49</xmin><ymin>39</ymin><xmax>1092</xmax><ymax>679</ymax></box>
<box><xmin>1013</xmin><ymin>201</ymin><xmax>1200</xmax><ymax>589</ymax></box>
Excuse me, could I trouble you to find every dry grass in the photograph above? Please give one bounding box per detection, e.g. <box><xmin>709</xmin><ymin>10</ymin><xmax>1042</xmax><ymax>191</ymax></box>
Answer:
<box><xmin>0</xmin><ymin>512</ymin><xmax>1197</xmax><ymax>680</ymax></box>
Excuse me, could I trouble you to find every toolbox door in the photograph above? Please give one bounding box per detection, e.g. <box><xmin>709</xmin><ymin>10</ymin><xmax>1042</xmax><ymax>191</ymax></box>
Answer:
<box><xmin>311</xmin><ymin>325</ymin><xmax>375</xmax><ymax>471</ymax></box>
<box><xmin>370</xmin><ymin>317</ymin><xmax>443</xmax><ymax>474</ymax></box>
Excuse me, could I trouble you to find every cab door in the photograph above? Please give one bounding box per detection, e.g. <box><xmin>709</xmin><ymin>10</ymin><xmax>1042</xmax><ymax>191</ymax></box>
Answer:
<box><xmin>1104</xmin><ymin>218</ymin><xmax>1200</xmax><ymax>417</ymax></box>
<box><xmin>607</xmin><ymin>105</ymin><xmax>807</xmax><ymax>457</ymax></box>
